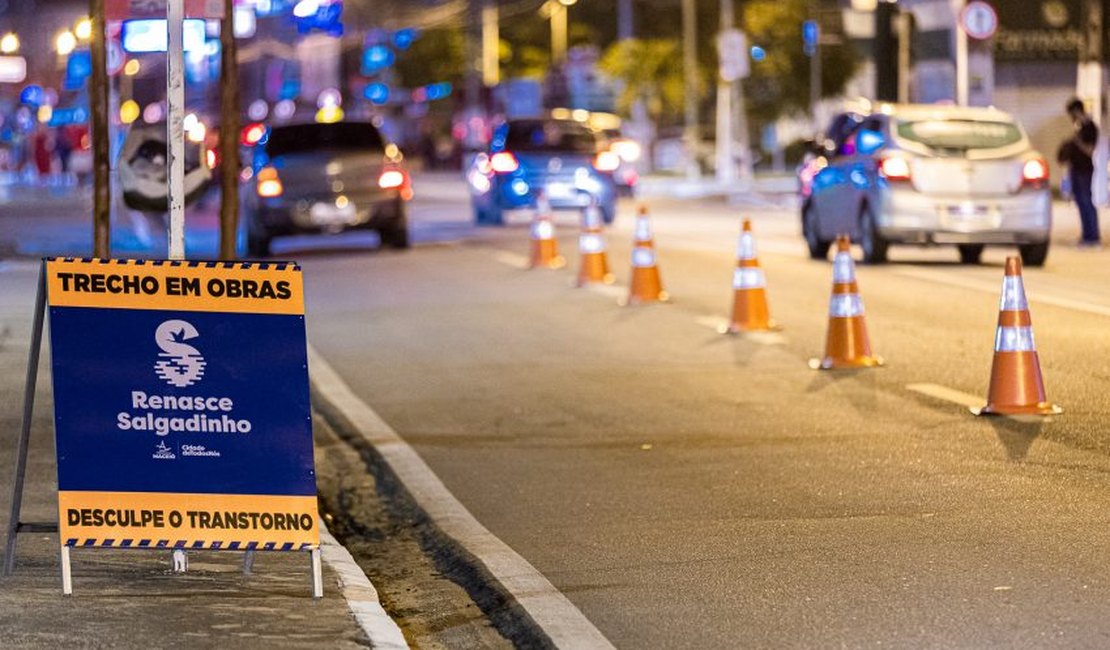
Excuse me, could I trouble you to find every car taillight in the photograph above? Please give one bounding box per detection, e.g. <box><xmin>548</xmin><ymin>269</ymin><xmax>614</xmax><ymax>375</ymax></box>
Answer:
<box><xmin>241</xmin><ymin>122</ymin><xmax>267</xmax><ymax>146</ymax></box>
<box><xmin>256</xmin><ymin>167</ymin><xmax>283</xmax><ymax>198</ymax></box>
<box><xmin>489</xmin><ymin>151</ymin><xmax>519</xmax><ymax>173</ymax></box>
<box><xmin>378</xmin><ymin>169</ymin><xmax>405</xmax><ymax>189</ymax></box>
<box><xmin>1022</xmin><ymin>158</ymin><xmax>1049</xmax><ymax>186</ymax></box>
<box><xmin>879</xmin><ymin>155</ymin><xmax>911</xmax><ymax>181</ymax></box>
<box><xmin>206</xmin><ymin>148</ymin><xmax>218</xmax><ymax>169</ymax></box>
<box><xmin>593</xmin><ymin>150</ymin><xmax>621</xmax><ymax>172</ymax></box>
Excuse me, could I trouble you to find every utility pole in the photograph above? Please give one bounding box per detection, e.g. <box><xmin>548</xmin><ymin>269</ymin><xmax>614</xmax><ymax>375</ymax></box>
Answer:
<box><xmin>219</xmin><ymin>0</ymin><xmax>240</xmax><ymax>260</ymax></box>
<box><xmin>953</xmin><ymin>0</ymin><xmax>968</xmax><ymax>105</ymax></box>
<box><xmin>550</xmin><ymin>2</ymin><xmax>568</xmax><ymax>64</ymax></box>
<box><xmin>89</xmin><ymin>0</ymin><xmax>110</xmax><ymax>257</ymax></box>
<box><xmin>1080</xmin><ymin>0</ymin><xmax>1107</xmax><ymax>205</ymax></box>
<box><xmin>874</xmin><ymin>0</ymin><xmax>897</xmax><ymax>102</ymax></box>
<box><xmin>715</xmin><ymin>0</ymin><xmax>737</xmax><ymax>184</ymax></box>
<box><xmin>167</xmin><ymin>0</ymin><xmax>186</xmax><ymax>261</ymax></box>
<box><xmin>618</xmin><ymin>0</ymin><xmax>633</xmax><ymax>41</ymax></box>
<box><xmin>482</xmin><ymin>0</ymin><xmax>499</xmax><ymax>86</ymax></box>
<box><xmin>682</xmin><ymin>0</ymin><xmax>700</xmax><ymax>180</ymax></box>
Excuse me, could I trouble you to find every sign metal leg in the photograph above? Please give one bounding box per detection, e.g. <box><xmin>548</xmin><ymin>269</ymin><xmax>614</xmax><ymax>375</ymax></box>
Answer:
<box><xmin>242</xmin><ymin>549</ymin><xmax>254</xmax><ymax>575</ymax></box>
<box><xmin>310</xmin><ymin>548</ymin><xmax>322</xmax><ymax>599</ymax></box>
<box><xmin>172</xmin><ymin>549</ymin><xmax>188</xmax><ymax>573</ymax></box>
<box><xmin>61</xmin><ymin>545</ymin><xmax>73</xmax><ymax>595</ymax></box>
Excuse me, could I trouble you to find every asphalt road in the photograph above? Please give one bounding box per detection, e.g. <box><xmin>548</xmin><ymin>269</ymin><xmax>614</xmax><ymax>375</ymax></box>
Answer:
<box><xmin>8</xmin><ymin>175</ymin><xmax>1110</xmax><ymax>648</ymax></box>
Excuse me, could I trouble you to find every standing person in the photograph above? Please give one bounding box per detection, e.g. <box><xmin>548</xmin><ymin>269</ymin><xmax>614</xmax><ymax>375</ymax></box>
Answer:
<box><xmin>1063</xmin><ymin>97</ymin><xmax>1101</xmax><ymax>247</ymax></box>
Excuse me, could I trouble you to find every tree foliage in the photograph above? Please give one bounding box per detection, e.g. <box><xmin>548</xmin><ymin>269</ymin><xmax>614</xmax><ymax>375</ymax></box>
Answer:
<box><xmin>742</xmin><ymin>0</ymin><xmax>860</xmax><ymax>121</ymax></box>
<box><xmin>392</xmin><ymin>28</ymin><xmax>466</xmax><ymax>88</ymax></box>
<box><xmin>599</xmin><ymin>38</ymin><xmax>705</xmax><ymax>127</ymax></box>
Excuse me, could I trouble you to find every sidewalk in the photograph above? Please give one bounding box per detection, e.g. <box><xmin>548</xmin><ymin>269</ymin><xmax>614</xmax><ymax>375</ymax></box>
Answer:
<box><xmin>0</xmin><ymin>262</ymin><xmax>406</xmax><ymax>649</ymax></box>
<box><xmin>636</xmin><ymin>171</ymin><xmax>799</xmax><ymax>208</ymax></box>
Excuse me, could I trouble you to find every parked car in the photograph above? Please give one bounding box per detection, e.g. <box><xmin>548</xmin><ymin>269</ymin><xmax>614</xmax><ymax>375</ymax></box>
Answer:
<box><xmin>798</xmin><ymin>103</ymin><xmax>1052</xmax><ymax>266</ymax></box>
<box><xmin>241</xmin><ymin>121</ymin><xmax>411</xmax><ymax>257</ymax></box>
<box><xmin>467</xmin><ymin>116</ymin><xmax>619</xmax><ymax>225</ymax></box>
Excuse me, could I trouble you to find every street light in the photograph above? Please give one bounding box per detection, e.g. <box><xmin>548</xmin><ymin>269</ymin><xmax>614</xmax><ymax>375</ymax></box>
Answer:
<box><xmin>542</xmin><ymin>0</ymin><xmax>578</xmax><ymax>64</ymax></box>
<box><xmin>0</xmin><ymin>33</ymin><xmax>18</xmax><ymax>54</ymax></box>
<box><xmin>75</xmin><ymin>18</ymin><xmax>93</xmax><ymax>41</ymax></box>
<box><xmin>56</xmin><ymin>30</ymin><xmax>77</xmax><ymax>56</ymax></box>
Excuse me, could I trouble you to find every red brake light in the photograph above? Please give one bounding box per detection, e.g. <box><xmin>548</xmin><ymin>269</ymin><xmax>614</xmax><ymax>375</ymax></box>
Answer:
<box><xmin>206</xmin><ymin>148</ymin><xmax>218</xmax><ymax>169</ymax></box>
<box><xmin>1022</xmin><ymin>158</ymin><xmax>1049</xmax><ymax>185</ymax></box>
<box><xmin>490</xmin><ymin>151</ymin><xmax>519</xmax><ymax>173</ymax></box>
<box><xmin>241</xmin><ymin>123</ymin><xmax>267</xmax><ymax>146</ymax></box>
<box><xmin>879</xmin><ymin>155</ymin><xmax>911</xmax><ymax>181</ymax></box>
<box><xmin>378</xmin><ymin>169</ymin><xmax>405</xmax><ymax>189</ymax></box>
<box><xmin>593</xmin><ymin>150</ymin><xmax>621</xmax><ymax>172</ymax></box>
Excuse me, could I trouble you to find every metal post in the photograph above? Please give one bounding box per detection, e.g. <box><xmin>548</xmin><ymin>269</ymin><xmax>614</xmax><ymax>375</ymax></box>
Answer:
<box><xmin>3</xmin><ymin>267</ymin><xmax>46</xmax><ymax>577</ymax></box>
<box><xmin>172</xmin><ymin>548</ymin><xmax>188</xmax><ymax>573</ymax></box>
<box><xmin>219</xmin><ymin>0</ymin><xmax>241</xmax><ymax>260</ymax></box>
<box><xmin>617</xmin><ymin>0</ymin><xmax>633</xmax><ymax>40</ymax></box>
<box><xmin>875</xmin><ymin>0</ymin><xmax>898</xmax><ymax>102</ymax></box>
<box><xmin>715</xmin><ymin>0</ymin><xmax>736</xmax><ymax>185</ymax></box>
<box><xmin>482</xmin><ymin>0</ymin><xmax>499</xmax><ymax>86</ymax></box>
<box><xmin>953</xmin><ymin>0</ymin><xmax>968</xmax><ymax>106</ymax></box>
<box><xmin>682</xmin><ymin>0</ymin><xmax>700</xmax><ymax>181</ymax></box>
<box><xmin>243</xmin><ymin>549</ymin><xmax>255</xmax><ymax>574</ymax></box>
<box><xmin>167</xmin><ymin>0</ymin><xmax>186</xmax><ymax>261</ymax></box>
<box><xmin>551</xmin><ymin>3</ymin><xmax>567</xmax><ymax>64</ymax></box>
<box><xmin>90</xmin><ymin>0</ymin><xmax>110</xmax><ymax>257</ymax></box>
<box><xmin>311</xmin><ymin>548</ymin><xmax>323</xmax><ymax>598</ymax></box>
<box><xmin>61</xmin><ymin>545</ymin><xmax>73</xmax><ymax>595</ymax></box>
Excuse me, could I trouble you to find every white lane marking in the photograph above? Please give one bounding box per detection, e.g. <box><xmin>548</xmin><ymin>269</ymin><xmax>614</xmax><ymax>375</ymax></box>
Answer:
<box><xmin>906</xmin><ymin>383</ymin><xmax>983</xmax><ymax>409</ymax></box>
<box><xmin>319</xmin><ymin>522</ymin><xmax>410</xmax><ymax>650</ymax></box>
<box><xmin>584</xmin><ymin>283</ymin><xmax>626</xmax><ymax>300</ymax></box>
<box><xmin>893</xmin><ymin>267</ymin><xmax>1110</xmax><ymax>319</ymax></box>
<box><xmin>493</xmin><ymin>251</ymin><xmax>530</xmax><ymax>269</ymax></box>
<box><xmin>308</xmin><ymin>346</ymin><xmax>616</xmax><ymax>650</ymax></box>
<box><xmin>694</xmin><ymin>316</ymin><xmax>788</xmax><ymax>344</ymax></box>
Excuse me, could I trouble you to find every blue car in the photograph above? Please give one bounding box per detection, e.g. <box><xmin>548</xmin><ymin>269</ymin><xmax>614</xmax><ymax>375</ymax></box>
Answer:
<box><xmin>467</xmin><ymin>117</ymin><xmax>619</xmax><ymax>225</ymax></box>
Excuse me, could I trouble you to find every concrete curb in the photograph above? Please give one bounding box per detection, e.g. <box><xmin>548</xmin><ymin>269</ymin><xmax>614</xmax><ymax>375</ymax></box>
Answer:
<box><xmin>319</xmin><ymin>522</ymin><xmax>410</xmax><ymax>649</ymax></box>
<box><xmin>307</xmin><ymin>344</ymin><xmax>615</xmax><ymax>650</ymax></box>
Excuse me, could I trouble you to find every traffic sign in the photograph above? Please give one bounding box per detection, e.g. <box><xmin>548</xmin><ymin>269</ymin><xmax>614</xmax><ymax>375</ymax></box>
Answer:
<box><xmin>959</xmin><ymin>1</ymin><xmax>998</xmax><ymax>40</ymax></box>
<box><xmin>717</xmin><ymin>29</ymin><xmax>749</xmax><ymax>82</ymax></box>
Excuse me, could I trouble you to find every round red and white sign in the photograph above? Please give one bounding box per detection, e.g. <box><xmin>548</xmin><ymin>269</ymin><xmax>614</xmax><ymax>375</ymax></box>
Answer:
<box><xmin>960</xmin><ymin>1</ymin><xmax>998</xmax><ymax>40</ymax></box>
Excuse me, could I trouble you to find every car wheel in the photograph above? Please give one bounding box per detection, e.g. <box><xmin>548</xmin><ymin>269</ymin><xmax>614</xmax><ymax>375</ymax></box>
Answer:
<box><xmin>802</xmin><ymin>203</ymin><xmax>831</xmax><ymax>260</ymax></box>
<box><xmin>957</xmin><ymin>244</ymin><xmax>984</xmax><ymax>264</ymax></box>
<box><xmin>1018</xmin><ymin>241</ymin><xmax>1049</xmax><ymax>267</ymax></box>
<box><xmin>378</xmin><ymin>201</ymin><xmax>410</xmax><ymax>249</ymax></box>
<box><xmin>474</xmin><ymin>203</ymin><xmax>503</xmax><ymax>226</ymax></box>
<box><xmin>600</xmin><ymin>203</ymin><xmax>616</xmax><ymax>225</ymax></box>
<box><xmin>246</xmin><ymin>223</ymin><xmax>271</xmax><ymax>258</ymax></box>
<box><xmin>859</xmin><ymin>205</ymin><xmax>888</xmax><ymax>264</ymax></box>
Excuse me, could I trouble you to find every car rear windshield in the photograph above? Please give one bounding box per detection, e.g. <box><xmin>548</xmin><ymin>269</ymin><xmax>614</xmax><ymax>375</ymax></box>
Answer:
<box><xmin>266</xmin><ymin>123</ymin><xmax>384</xmax><ymax>156</ymax></box>
<box><xmin>895</xmin><ymin>119</ymin><xmax>1023</xmax><ymax>152</ymax></box>
<box><xmin>505</xmin><ymin>121</ymin><xmax>598</xmax><ymax>153</ymax></box>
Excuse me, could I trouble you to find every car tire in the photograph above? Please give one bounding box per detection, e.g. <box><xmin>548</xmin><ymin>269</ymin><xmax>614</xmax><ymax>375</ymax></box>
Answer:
<box><xmin>802</xmin><ymin>203</ymin><xmax>831</xmax><ymax>260</ymax></box>
<box><xmin>378</xmin><ymin>201</ymin><xmax>410</xmax><ymax>249</ymax></box>
<box><xmin>1018</xmin><ymin>241</ymin><xmax>1049</xmax><ymax>267</ymax></box>
<box><xmin>957</xmin><ymin>244</ymin><xmax>984</xmax><ymax>264</ymax></box>
<box><xmin>859</xmin><ymin>205</ymin><xmax>888</xmax><ymax>264</ymax></box>
<box><xmin>600</xmin><ymin>203</ymin><xmax>616</xmax><ymax>225</ymax></box>
<box><xmin>474</xmin><ymin>203</ymin><xmax>503</xmax><ymax>226</ymax></box>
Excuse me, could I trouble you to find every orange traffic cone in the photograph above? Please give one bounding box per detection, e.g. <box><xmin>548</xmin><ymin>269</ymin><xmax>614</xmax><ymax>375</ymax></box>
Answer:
<box><xmin>576</xmin><ymin>202</ymin><xmax>614</xmax><ymax>286</ymax></box>
<box><xmin>529</xmin><ymin>192</ymin><xmax>565</xmax><ymax>269</ymax></box>
<box><xmin>809</xmin><ymin>235</ymin><xmax>883</xmax><ymax>369</ymax></box>
<box><xmin>972</xmin><ymin>257</ymin><xmax>1061</xmax><ymax>416</ymax></box>
<box><xmin>625</xmin><ymin>205</ymin><xmax>668</xmax><ymax>305</ymax></box>
<box><xmin>725</xmin><ymin>219</ymin><xmax>778</xmax><ymax>333</ymax></box>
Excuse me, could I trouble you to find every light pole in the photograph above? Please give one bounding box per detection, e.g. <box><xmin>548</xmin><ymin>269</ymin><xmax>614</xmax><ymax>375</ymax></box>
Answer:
<box><xmin>544</xmin><ymin>0</ymin><xmax>577</xmax><ymax>64</ymax></box>
<box><xmin>682</xmin><ymin>0</ymin><xmax>699</xmax><ymax>180</ymax></box>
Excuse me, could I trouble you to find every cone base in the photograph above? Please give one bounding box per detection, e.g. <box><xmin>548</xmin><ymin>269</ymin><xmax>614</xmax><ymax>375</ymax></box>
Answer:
<box><xmin>971</xmin><ymin>402</ymin><xmax>1062</xmax><ymax>417</ymax></box>
<box><xmin>808</xmin><ymin>355</ymin><xmax>885</xmax><ymax>370</ymax></box>
<box><xmin>529</xmin><ymin>256</ymin><xmax>566</xmax><ymax>270</ymax></box>
<box><xmin>724</xmin><ymin>321</ymin><xmax>782</xmax><ymax>334</ymax></box>
<box><xmin>576</xmin><ymin>274</ymin><xmax>616</xmax><ymax>287</ymax></box>
<box><xmin>622</xmin><ymin>291</ymin><xmax>670</xmax><ymax>306</ymax></box>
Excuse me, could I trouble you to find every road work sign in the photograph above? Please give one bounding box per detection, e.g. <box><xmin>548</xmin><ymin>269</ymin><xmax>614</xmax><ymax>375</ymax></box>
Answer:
<box><xmin>46</xmin><ymin>258</ymin><xmax>317</xmax><ymax>551</ymax></box>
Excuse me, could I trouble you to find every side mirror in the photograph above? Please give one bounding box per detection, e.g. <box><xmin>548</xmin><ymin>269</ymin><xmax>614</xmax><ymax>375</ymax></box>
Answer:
<box><xmin>856</xmin><ymin>128</ymin><xmax>885</xmax><ymax>155</ymax></box>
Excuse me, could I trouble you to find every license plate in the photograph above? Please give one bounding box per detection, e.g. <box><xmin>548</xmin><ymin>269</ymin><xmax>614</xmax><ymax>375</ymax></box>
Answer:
<box><xmin>310</xmin><ymin>202</ymin><xmax>356</xmax><ymax>225</ymax></box>
<box><xmin>946</xmin><ymin>203</ymin><xmax>989</xmax><ymax>218</ymax></box>
<box><xmin>546</xmin><ymin>182</ymin><xmax>574</xmax><ymax>200</ymax></box>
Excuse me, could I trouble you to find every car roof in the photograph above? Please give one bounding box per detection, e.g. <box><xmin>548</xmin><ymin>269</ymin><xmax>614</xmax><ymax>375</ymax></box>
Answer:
<box><xmin>868</xmin><ymin>103</ymin><xmax>1017</xmax><ymax>123</ymax></box>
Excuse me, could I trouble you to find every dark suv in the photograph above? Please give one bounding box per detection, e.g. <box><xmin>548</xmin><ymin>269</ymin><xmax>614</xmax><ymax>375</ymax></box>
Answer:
<box><xmin>241</xmin><ymin>121</ymin><xmax>411</xmax><ymax>257</ymax></box>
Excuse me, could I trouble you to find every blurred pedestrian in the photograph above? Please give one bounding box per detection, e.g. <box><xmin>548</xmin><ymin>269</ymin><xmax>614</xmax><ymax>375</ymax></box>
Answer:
<box><xmin>32</xmin><ymin>126</ymin><xmax>52</xmax><ymax>178</ymax></box>
<box><xmin>56</xmin><ymin>126</ymin><xmax>73</xmax><ymax>174</ymax></box>
<box><xmin>1062</xmin><ymin>98</ymin><xmax>1101</xmax><ymax>247</ymax></box>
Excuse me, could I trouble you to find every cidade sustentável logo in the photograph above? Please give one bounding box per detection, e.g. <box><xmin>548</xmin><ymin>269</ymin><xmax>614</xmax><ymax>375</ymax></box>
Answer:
<box><xmin>154</xmin><ymin>319</ymin><xmax>206</xmax><ymax>387</ymax></box>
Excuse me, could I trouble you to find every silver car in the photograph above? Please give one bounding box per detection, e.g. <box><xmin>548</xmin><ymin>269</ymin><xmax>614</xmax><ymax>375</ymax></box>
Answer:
<box><xmin>799</xmin><ymin>104</ymin><xmax>1052</xmax><ymax>265</ymax></box>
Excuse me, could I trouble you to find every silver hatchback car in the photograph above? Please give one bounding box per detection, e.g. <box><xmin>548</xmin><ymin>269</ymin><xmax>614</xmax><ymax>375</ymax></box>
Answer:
<box><xmin>799</xmin><ymin>104</ymin><xmax>1052</xmax><ymax>266</ymax></box>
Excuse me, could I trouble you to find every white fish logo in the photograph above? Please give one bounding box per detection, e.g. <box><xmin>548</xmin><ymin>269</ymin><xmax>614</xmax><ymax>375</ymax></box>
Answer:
<box><xmin>154</xmin><ymin>319</ymin><xmax>206</xmax><ymax>387</ymax></box>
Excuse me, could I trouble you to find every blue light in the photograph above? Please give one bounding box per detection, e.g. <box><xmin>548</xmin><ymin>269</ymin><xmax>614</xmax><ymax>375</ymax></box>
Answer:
<box><xmin>393</xmin><ymin>28</ymin><xmax>418</xmax><ymax>50</ymax></box>
<box><xmin>511</xmin><ymin>179</ymin><xmax>530</xmax><ymax>196</ymax></box>
<box><xmin>803</xmin><ymin>20</ymin><xmax>819</xmax><ymax>46</ymax></box>
<box><xmin>364</xmin><ymin>82</ymin><xmax>390</xmax><ymax>105</ymax></box>
<box><xmin>425</xmin><ymin>82</ymin><xmax>453</xmax><ymax>101</ymax></box>
<box><xmin>361</xmin><ymin>45</ymin><xmax>394</xmax><ymax>74</ymax></box>
<box><xmin>66</xmin><ymin>51</ymin><xmax>92</xmax><ymax>82</ymax></box>
<box><xmin>750</xmin><ymin>46</ymin><xmax>766</xmax><ymax>62</ymax></box>
<box><xmin>19</xmin><ymin>85</ymin><xmax>43</xmax><ymax>106</ymax></box>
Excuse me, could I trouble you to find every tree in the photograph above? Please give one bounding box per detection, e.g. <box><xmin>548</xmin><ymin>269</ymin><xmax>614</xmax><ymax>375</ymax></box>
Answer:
<box><xmin>599</xmin><ymin>38</ymin><xmax>701</xmax><ymax>127</ymax></box>
<box><xmin>392</xmin><ymin>28</ymin><xmax>466</xmax><ymax>89</ymax></box>
<box><xmin>742</xmin><ymin>0</ymin><xmax>860</xmax><ymax>122</ymax></box>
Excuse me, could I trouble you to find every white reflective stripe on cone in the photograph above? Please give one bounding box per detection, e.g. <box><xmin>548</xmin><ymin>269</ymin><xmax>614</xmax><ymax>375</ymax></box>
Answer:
<box><xmin>532</xmin><ymin>220</ymin><xmax>554</xmax><ymax>240</ymax></box>
<box><xmin>999</xmin><ymin>276</ymin><xmax>1029</xmax><ymax>311</ymax></box>
<box><xmin>737</xmin><ymin>234</ymin><xmax>756</xmax><ymax>261</ymax></box>
<box><xmin>579</xmin><ymin>233</ymin><xmax>605</xmax><ymax>254</ymax></box>
<box><xmin>631</xmin><ymin>247</ymin><xmax>656</xmax><ymax>268</ymax></box>
<box><xmin>832</xmin><ymin>253</ymin><xmax>855</xmax><ymax>284</ymax></box>
<box><xmin>733</xmin><ymin>267</ymin><xmax>765</xmax><ymax>289</ymax></box>
<box><xmin>995</xmin><ymin>326</ymin><xmax>1036</xmax><ymax>352</ymax></box>
<box><xmin>634</xmin><ymin>217</ymin><xmax>652</xmax><ymax>241</ymax></box>
<box><xmin>828</xmin><ymin>293</ymin><xmax>864</xmax><ymax>317</ymax></box>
